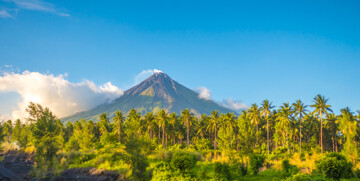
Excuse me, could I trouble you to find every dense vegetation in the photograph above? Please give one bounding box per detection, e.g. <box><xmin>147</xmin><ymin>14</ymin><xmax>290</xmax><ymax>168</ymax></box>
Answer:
<box><xmin>1</xmin><ymin>94</ymin><xmax>360</xmax><ymax>180</ymax></box>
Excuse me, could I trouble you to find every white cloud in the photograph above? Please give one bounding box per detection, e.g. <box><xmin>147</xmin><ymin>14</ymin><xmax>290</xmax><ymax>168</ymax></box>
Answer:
<box><xmin>221</xmin><ymin>98</ymin><xmax>249</xmax><ymax>111</ymax></box>
<box><xmin>0</xmin><ymin>10</ymin><xmax>13</xmax><ymax>18</ymax></box>
<box><xmin>196</xmin><ymin>87</ymin><xmax>211</xmax><ymax>100</ymax></box>
<box><xmin>3</xmin><ymin>0</ymin><xmax>70</xmax><ymax>17</ymax></box>
<box><xmin>0</xmin><ymin>71</ymin><xmax>123</xmax><ymax>121</ymax></box>
<box><xmin>134</xmin><ymin>69</ymin><xmax>163</xmax><ymax>84</ymax></box>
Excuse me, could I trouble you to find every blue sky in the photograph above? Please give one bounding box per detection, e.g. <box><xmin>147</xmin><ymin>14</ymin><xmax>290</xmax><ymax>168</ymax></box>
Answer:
<box><xmin>1</xmin><ymin>0</ymin><xmax>360</xmax><ymax>119</ymax></box>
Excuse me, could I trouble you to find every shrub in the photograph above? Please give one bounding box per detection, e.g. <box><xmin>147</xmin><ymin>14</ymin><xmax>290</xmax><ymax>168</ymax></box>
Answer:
<box><xmin>249</xmin><ymin>154</ymin><xmax>265</xmax><ymax>175</ymax></box>
<box><xmin>315</xmin><ymin>152</ymin><xmax>353</xmax><ymax>180</ymax></box>
<box><xmin>285</xmin><ymin>173</ymin><xmax>312</xmax><ymax>181</ymax></box>
<box><xmin>282</xmin><ymin>159</ymin><xmax>292</xmax><ymax>173</ymax></box>
<box><xmin>282</xmin><ymin>159</ymin><xmax>299</xmax><ymax>176</ymax></box>
<box><xmin>151</xmin><ymin>162</ymin><xmax>193</xmax><ymax>181</ymax></box>
<box><xmin>171</xmin><ymin>152</ymin><xmax>197</xmax><ymax>174</ymax></box>
<box><xmin>214</xmin><ymin>162</ymin><xmax>231</xmax><ymax>181</ymax></box>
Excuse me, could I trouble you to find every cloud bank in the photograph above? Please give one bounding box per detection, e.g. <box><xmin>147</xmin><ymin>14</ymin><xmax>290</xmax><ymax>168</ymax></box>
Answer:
<box><xmin>0</xmin><ymin>71</ymin><xmax>123</xmax><ymax>121</ymax></box>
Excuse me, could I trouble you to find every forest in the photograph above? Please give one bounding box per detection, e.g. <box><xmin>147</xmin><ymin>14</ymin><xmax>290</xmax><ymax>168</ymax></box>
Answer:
<box><xmin>0</xmin><ymin>94</ymin><xmax>360</xmax><ymax>180</ymax></box>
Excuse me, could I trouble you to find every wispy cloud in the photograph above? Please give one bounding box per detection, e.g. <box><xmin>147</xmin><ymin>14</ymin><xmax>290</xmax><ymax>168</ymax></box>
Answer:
<box><xmin>221</xmin><ymin>98</ymin><xmax>249</xmax><ymax>111</ymax></box>
<box><xmin>1</xmin><ymin>0</ymin><xmax>70</xmax><ymax>18</ymax></box>
<box><xmin>196</xmin><ymin>87</ymin><xmax>211</xmax><ymax>100</ymax></box>
<box><xmin>134</xmin><ymin>69</ymin><xmax>163</xmax><ymax>84</ymax></box>
<box><xmin>0</xmin><ymin>9</ymin><xmax>13</xmax><ymax>18</ymax></box>
<box><xmin>195</xmin><ymin>86</ymin><xmax>248</xmax><ymax>111</ymax></box>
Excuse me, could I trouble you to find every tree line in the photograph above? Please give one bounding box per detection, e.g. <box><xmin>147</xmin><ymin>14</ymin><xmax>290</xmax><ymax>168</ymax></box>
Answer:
<box><xmin>0</xmin><ymin>94</ymin><xmax>359</xmax><ymax>159</ymax></box>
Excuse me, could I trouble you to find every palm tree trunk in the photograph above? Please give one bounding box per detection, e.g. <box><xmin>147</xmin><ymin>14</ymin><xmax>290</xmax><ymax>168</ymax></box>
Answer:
<box><xmin>287</xmin><ymin>128</ymin><xmax>290</xmax><ymax>154</ymax></box>
<box><xmin>187</xmin><ymin>121</ymin><xmax>190</xmax><ymax>149</ymax></box>
<box><xmin>158</xmin><ymin>126</ymin><xmax>161</xmax><ymax>143</ymax></box>
<box><xmin>320</xmin><ymin>113</ymin><xmax>323</xmax><ymax>153</ymax></box>
<box><xmin>267</xmin><ymin>119</ymin><xmax>269</xmax><ymax>154</ymax></box>
<box><xmin>256</xmin><ymin>124</ymin><xmax>259</xmax><ymax>146</ymax></box>
<box><xmin>300</xmin><ymin>114</ymin><xmax>302</xmax><ymax>154</ymax></box>
<box><xmin>214</xmin><ymin>126</ymin><xmax>217</xmax><ymax>151</ymax></box>
<box><xmin>162</xmin><ymin>125</ymin><xmax>165</xmax><ymax>146</ymax></box>
<box><xmin>119</xmin><ymin>124</ymin><xmax>121</xmax><ymax>142</ymax></box>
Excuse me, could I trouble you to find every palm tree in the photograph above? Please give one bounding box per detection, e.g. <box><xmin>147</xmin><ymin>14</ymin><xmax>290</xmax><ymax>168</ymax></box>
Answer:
<box><xmin>207</xmin><ymin>110</ymin><xmax>219</xmax><ymax>151</ymax></box>
<box><xmin>169</xmin><ymin>112</ymin><xmax>178</xmax><ymax>145</ymax></box>
<box><xmin>248</xmin><ymin>104</ymin><xmax>261</xmax><ymax>145</ymax></box>
<box><xmin>325</xmin><ymin>113</ymin><xmax>337</xmax><ymax>152</ymax></box>
<box><xmin>157</xmin><ymin>110</ymin><xmax>168</xmax><ymax>146</ymax></box>
<box><xmin>113</xmin><ymin>111</ymin><xmax>124</xmax><ymax>142</ymax></box>
<box><xmin>276</xmin><ymin>103</ymin><xmax>293</xmax><ymax>154</ymax></box>
<box><xmin>197</xmin><ymin>114</ymin><xmax>208</xmax><ymax>138</ymax></box>
<box><xmin>338</xmin><ymin>107</ymin><xmax>357</xmax><ymax>164</ymax></box>
<box><xmin>181</xmin><ymin>109</ymin><xmax>192</xmax><ymax>149</ymax></box>
<box><xmin>223</xmin><ymin>112</ymin><xmax>236</xmax><ymax>148</ymax></box>
<box><xmin>99</xmin><ymin>113</ymin><xmax>109</xmax><ymax>135</ymax></box>
<box><xmin>144</xmin><ymin>112</ymin><xmax>155</xmax><ymax>140</ymax></box>
<box><xmin>261</xmin><ymin>99</ymin><xmax>274</xmax><ymax>154</ymax></box>
<box><xmin>310</xmin><ymin>94</ymin><xmax>332</xmax><ymax>153</ymax></box>
<box><xmin>292</xmin><ymin>99</ymin><xmax>307</xmax><ymax>154</ymax></box>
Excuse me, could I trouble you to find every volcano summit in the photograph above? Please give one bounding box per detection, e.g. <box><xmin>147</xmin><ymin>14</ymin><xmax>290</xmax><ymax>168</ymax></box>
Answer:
<box><xmin>62</xmin><ymin>72</ymin><xmax>235</xmax><ymax>122</ymax></box>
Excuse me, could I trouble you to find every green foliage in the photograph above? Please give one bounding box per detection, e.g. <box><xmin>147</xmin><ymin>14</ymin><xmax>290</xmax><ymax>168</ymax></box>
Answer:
<box><xmin>171</xmin><ymin>152</ymin><xmax>197</xmax><ymax>174</ymax></box>
<box><xmin>284</xmin><ymin>173</ymin><xmax>312</xmax><ymax>181</ymax></box>
<box><xmin>5</xmin><ymin>100</ymin><xmax>360</xmax><ymax>181</ymax></box>
<box><xmin>126</xmin><ymin>137</ymin><xmax>149</xmax><ymax>181</ymax></box>
<box><xmin>315</xmin><ymin>152</ymin><xmax>353</xmax><ymax>180</ymax></box>
<box><xmin>249</xmin><ymin>154</ymin><xmax>265</xmax><ymax>175</ymax></box>
<box><xmin>26</xmin><ymin>102</ymin><xmax>62</xmax><ymax>163</ymax></box>
<box><xmin>151</xmin><ymin>162</ymin><xmax>193</xmax><ymax>181</ymax></box>
<box><xmin>214</xmin><ymin>162</ymin><xmax>231</xmax><ymax>181</ymax></box>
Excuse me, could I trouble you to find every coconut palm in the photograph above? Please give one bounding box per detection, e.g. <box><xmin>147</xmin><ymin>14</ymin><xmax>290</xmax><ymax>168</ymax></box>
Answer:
<box><xmin>99</xmin><ymin>113</ymin><xmax>109</xmax><ymax>135</ymax></box>
<box><xmin>325</xmin><ymin>113</ymin><xmax>338</xmax><ymax>152</ymax></box>
<box><xmin>292</xmin><ymin>99</ymin><xmax>307</xmax><ymax>154</ymax></box>
<box><xmin>261</xmin><ymin>99</ymin><xmax>275</xmax><ymax>154</ymax></box>
<box><xmin>157</xmin><ymin>109</ymin><xmax>168</xmax><ymax>146</ymax></box>
<box><xmin>181</xmin><ymin>109</ymin><xmax>192</xmax><ymax>149</ymax></box>
<box><xmin>276</xmin><ymin>103</ymin><xmax>293</xmax><ymax>154</ymax></box>
<box><xmin>310</xmin><ymin>94</ymin><xmax>332</xmax><ymax>153</ymax></box>
<box><xmin>207</xmin><ymin>110</ymin><xmax>219</xmax><ymax>151</ymax></box>
<box><xmin>338</xmin><ymin>107</ymin><xmax>357</xmax><ymax>164</ymax></box>
<box><xmin>248</xmin><ymin>104</ymin><xmax>261</xmax><ymax>145</ymax></box>
<box><xmin>223</xmin><ymin>112</ymin><xmax>236</xmax><ymax>147</ymax></box>
<box><xmin>144</xmin><ymin>112</ymin><xmax>155</xmax><ymax>140</ymax></box>
<box><xmin>169</xmin><ymin>112</ymin><xmax>178</xmax><ymax>145</ymax></box>
<box><xmin>113</xmin><ymin>111</ymin><xmax>124</xmax><ymax>142</ymax></box>
<box><xmin>197</xmin><ymin>114</ymin><xmax>208</xmax><ymax>138</ymax></box>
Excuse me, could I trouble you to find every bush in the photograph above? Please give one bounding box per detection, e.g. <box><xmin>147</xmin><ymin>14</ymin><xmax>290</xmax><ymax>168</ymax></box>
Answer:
<box><xmin>282</xmin><ymin>159</ymin><xmax>291</xmax><ymax>173</ymax></box>
<box><xmin>249</xmin><ymin>154</ymin><xmax>265</xmax><ymax>175</ymax></box>
<box><xmin>282</xmin><ymin>159</ymin><xmax>299</xmax><ymax>176</ymax></box>
<box><xmin>214</xmin><ymin>162</ymin><xmax>231</xmax><ymax>181</ymax></box>
<box><xmin>315</xmin><ymin>152</ymin><xmax>353</xmax><ymax>180</ymax></box>
<box><xmin>151</xmin><ymin>162</ymin><xmax>193</xmax><ymax>181</ymax></box>
<box><xmin>285</xmin><ymin>173</ymin><xmax>312</xmax><ymax>181</ymax></box>
<box><xmin>171</xmin><ymin>152</ymin><xmax>197</xmax><ymax>174</ymax></box>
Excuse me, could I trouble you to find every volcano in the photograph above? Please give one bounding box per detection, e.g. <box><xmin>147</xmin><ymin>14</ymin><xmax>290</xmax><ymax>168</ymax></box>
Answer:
<box><xmin>62</xmin><ymin>72</ymin><xmax>235</xmax><ymax>122</ymax></box>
